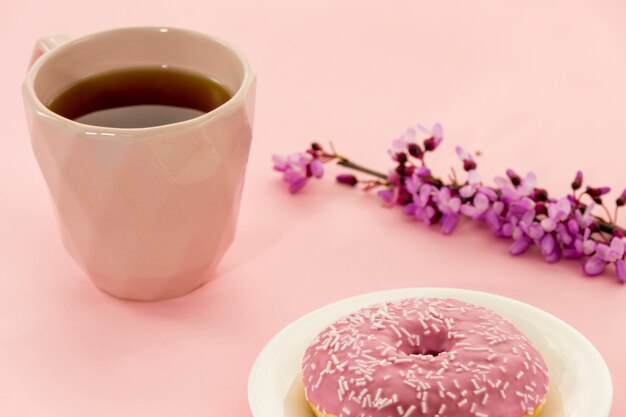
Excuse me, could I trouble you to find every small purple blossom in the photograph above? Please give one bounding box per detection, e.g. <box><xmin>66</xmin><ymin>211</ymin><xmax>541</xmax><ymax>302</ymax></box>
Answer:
<box><xmin>377</xmin><ymin>172</ymin><xmax>403</xmax><ymax>206</ymax></box>
<box><xmin>583</xmin><ymin>237</ymin><xmax>625</xmax><ymax>279</ymax></box>
<box><xmin>574</xmin><ymin>228</ymin><xmax>597</xmax><ymax>256</ymax></box>
<box><xmin>403</xmin><ymin>181</ymin><xmax>436</xmax><ymax>222</ymax></box>
<box><xmin>492</xmin><ymin>200</ymin><xmax>506</xmax><ymax>216</ymax></box>
<box><xmin>436</xmin><ymin>187</ymin><xmax>461</xmax><ymax>214</ymax></box>
<box><xmin>540</xmin><ymin>197</ymin><xmax>572</xmax><ymax>232</ymax></box>
<box><xmin>495</xmin><ymin>171</ymin><xmax>536</xmax><ymax>202</ymax></box>
<box><xmin>422</xmin><ymin>123</ymin><xmax>443</xmax><ymax>151</ymax></box>
<box><xmin>519</xmin><ymin>220</ymin><xmax>544</xmax><ymax>241</ymax></box>
<box><xmin>459</xmin><ymin>170</ymin><xmax>482</xmax><ymax>198</ymax></box>
<box><xmin>509</xmin><ymin>236</ymin><xmax>533</xmax><ymax>256</ymax></box>
<box><xmin>273</xmin><ymin>152</ymin><xmax>324</xmax><ymax>193</ymax></box>
<box><xmin>310</xmin><ymin>159</ymin><xmax>324</xmax><ymax>178</ymax></box>
<box><xmin>575</xmin><ymin>203</ymin><xmax>595</xmax><ymax>229</ymax></box>
<box><xmin>391</xmin><ymin>123</ymin><xmax>442</xmax><ymax>158</ymax></box>
<box><xmin>508</xmin><ymin>197</ymin><xmax>535</xmax><ymax>220</ymax></box>
<box><xmin>456</xmin><ymin>146</ymin><xmax>477</xmax><ymax>171</ymax></box>
<box><xmin>415</xmin><ymin>166</ymin><xmax>432</xmax><ymax>177</ymax></box>
<box><xmin>390</xmin><ymin>127</ymin><xmax>415</xmax><ymax>157</ymax></box>
<box><xmin>540</xmin><ymin>233</ymin><xmax>561</xmax><ymax>263</ymax></box>
<box><xmin>485</xmin><ymin>209</ymin><xmax>501</xmax><ymax>232</ymax></box>
<box><xmin>378</xmin><ymin>188</ymin><xmax>395</xmax><ymax>204</ymax></box>
<box><xmin>456</xmin><ymin>146</ymin><xmax>470</xmax><ymax>160</ymax></box>
<box><xmin>435</xmin><ymin>187</ymin><xmax>462</xmax><ymax>234</ymax></box>
<box><xmin>596</xmin><ymin>237</ymin><xmax>625</xmax><ymax>263</ymax></box>
<box><xmin>461</xmin><ymin>192</ymin><xmax>490</xmax><ymax>219</ymax></box>
<box><xmin>556</xmin><ymin>223</ymin><xmax>573</xmax><ymax>246</ymax></box>
<box><xmin>583</xmin><ymin>255</ymin><xmax>607</xmax><ymax>276</ymax></box>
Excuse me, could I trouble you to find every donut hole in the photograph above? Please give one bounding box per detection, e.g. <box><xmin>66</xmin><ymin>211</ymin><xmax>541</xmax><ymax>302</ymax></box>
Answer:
<box><xmin>408</xmin><ymin>347</ymin><xmax>445</xmax><ymax>358</ymax></box>
<box><xmin>395</xmin><ymin>329</ymin><xmax>452</xmax><ymax>359</ymax></box>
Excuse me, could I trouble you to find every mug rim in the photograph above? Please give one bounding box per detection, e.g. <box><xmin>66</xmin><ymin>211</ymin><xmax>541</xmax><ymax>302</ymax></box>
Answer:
<box><xmin>22</xmin><ymin>26</ymin><xmax>255</xmax><ymax>137</ymax></box>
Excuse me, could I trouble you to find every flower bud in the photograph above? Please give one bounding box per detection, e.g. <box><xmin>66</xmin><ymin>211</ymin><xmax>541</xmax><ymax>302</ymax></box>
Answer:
<box><xmin>423</xmin><ymin>136</ymin><xmax>442</xmax><ymax>151</ymax></box>
<box><xmin>616</xmin><ymin>188</ymin><xmax>626</xmax><ymax>207</ymax></box>
<box><xmin>531</xmin><ymin>188</ymin><xmax>549</xmax><ymax>202</ymax></box>
<box><xmin>506</xmin><ymin>169</ymin><xmax>521</xmax><ymax>186</ymax></box>
<box><xmin>463</xmin><ymin>159</ymin><xmax>477</xmax><ymax>171</ymax></box>
<box><xmin>336</xmin><ymin>174</ymin><xmax>358</xmax><ymax>186</ymax></box>
<box><xmin>408</xmin><ymin>143</ymin><xmax>423</xmax><ymax>158</ymax></box>
<box><xmin>571</xmin><ymin>171</ymin><xmax>583</xmax><ymax>190</ymax></box>
<box><xmin>586</xmin><ymin>186</ymin><xmax>611</xmax><ymax>198</ymax></box>
<box><xmin>396</xmin><ymin>152</ymin><xmax>408</xmax><ymax>164</ymax></box>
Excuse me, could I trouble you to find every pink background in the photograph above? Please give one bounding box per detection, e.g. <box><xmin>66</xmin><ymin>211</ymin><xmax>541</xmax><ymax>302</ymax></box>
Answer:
<box><xmin>1</xmin><ymin>1</ymin><xmax>624</xmax><ymax>416</ymax></box>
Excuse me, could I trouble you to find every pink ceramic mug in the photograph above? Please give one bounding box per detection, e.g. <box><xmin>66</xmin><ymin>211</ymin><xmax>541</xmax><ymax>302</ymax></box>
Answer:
<box><xmin>22</xmin><ymin>27</ymin><xmax>256</xmax><ymax>301</ymax></box>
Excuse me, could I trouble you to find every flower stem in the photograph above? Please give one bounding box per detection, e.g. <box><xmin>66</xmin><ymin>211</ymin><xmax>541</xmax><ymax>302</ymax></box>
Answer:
<box><xmin>336</xmin><ymin>157</ymin><xmax>388</xmax><ymax>180</ymax></box>
<box><xmin>595</xmin><ymin>217</ymin><xmax>625</xmax><ymax>235</ymax></box>
<box><xmin>599</xmin><ymin>203</ymin><xmax>614</xmax><ymax>224</ymax></box>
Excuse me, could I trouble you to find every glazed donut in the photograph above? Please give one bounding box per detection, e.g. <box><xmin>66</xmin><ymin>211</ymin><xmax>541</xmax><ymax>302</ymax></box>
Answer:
<box><xmin>302</xmin><ymin>297</ymin><xmax>548</xmax><ymax>417</ymax></box>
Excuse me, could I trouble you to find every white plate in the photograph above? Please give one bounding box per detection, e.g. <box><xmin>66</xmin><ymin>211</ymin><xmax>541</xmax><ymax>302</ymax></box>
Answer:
<box><xmin>248</xmin><ymin>288</ymin><xmax>613</xmax><ymax>417</ymax></box>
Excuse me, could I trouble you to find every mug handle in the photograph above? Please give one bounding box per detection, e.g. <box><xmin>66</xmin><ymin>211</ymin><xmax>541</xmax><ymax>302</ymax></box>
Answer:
<box><xmin>29</xmin><ymin>34</ymin><xmax>70</xmax><ymax>68</ymax></box>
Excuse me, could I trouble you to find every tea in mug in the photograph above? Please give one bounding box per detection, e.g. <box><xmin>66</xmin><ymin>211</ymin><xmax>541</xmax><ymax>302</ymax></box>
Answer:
<box><xmin>47</xmin><ymin>67</ymin><xmax>232</xmax><ymax>128</ymax></box>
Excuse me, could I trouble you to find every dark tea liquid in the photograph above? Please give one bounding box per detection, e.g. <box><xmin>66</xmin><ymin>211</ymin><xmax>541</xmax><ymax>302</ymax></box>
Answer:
<box><xmin>47</xmin><ymin>67</ymin><xmax>232</xmax><ymax>128</ymax></box>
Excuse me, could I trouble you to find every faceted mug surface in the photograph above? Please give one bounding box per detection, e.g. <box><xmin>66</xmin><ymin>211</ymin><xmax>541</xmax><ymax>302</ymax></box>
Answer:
<box><xmin>22</xmin><ymin>27</ymin><xmax>256</xmax><ymax>301</ymax></box>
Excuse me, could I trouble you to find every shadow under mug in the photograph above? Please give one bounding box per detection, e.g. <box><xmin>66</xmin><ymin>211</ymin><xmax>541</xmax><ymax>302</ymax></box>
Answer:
<box><xmin>22</xmin><ymin>27</ymin><xmax>256</xmax><ymax>301</ymax></box>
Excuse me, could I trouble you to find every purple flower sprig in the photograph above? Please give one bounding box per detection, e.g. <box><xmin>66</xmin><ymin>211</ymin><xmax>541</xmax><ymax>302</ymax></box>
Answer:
<box><xmin>272</xmin><ymin>123</ymin><xmax>626</xmax><ymax>283</ymax></box>
<box><xmin>272</xmin><ymin>142</ymin><xmax>388</xmax><ymax>193</ymax></box>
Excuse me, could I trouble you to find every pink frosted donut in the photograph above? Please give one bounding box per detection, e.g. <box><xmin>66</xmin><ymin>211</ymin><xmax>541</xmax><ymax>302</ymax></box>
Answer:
<box><xmin>302</xmin><ymin>297</ymin><xmax>549</xmax><ymax>417</ymax></box>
